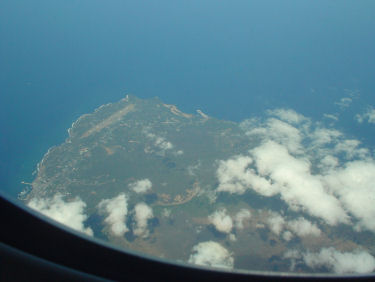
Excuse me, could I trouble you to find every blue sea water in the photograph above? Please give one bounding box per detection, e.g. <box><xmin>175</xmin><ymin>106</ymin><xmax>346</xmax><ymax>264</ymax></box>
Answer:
<box><xmin>1</xmin><ymin>0</ymin><xmax>375</xmax><ymax>197</ymax></box>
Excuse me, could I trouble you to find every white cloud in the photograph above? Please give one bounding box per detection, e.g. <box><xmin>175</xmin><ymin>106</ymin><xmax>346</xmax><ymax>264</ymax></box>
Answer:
<box><xmin>144</xmin><ymin>130</ymin><xmax>174</xmax><ymax>152</ymax></box>
<box><xmin>133</xmin><ymin>202</ymin><xmax>154</xmax><ymax>238</ymax></box>
<box><xmin>324</xmin><ymin>161</ymin><xmax>375</xmax><ymax>232</ymax></box>
<box><xmin>366</xmin><ymin>110</ymin><xmax>375</xmax><ymax>123</ymax></box>
<box><xmin>356</xmin><ymin>107</ymin><xmax>375</xmax><ymax>124</ymax></box>
<box><xmin>356</xmin><ymin>115</ymin><xmax>364</xmax><ymax>123</ymax></box>
<box><xmin>98</xmin><ymin>193</ymin><xmax>129</xmax><ymax>236</ymax></box>
<box><xmin>323</xmin><ymin>114</ymin><xmax>339</xmax><ymax>122</ymax></box>
<box><xmin>282</xmin><ymin>231</ymin><xmax>293</xmax><ymax>241</ymax></box>
<box><xmin>28</xmin><ymin>194</ymin><xmax>93</xmax><ymax>236</ymax></box>
<box><xmin>266</xmin><ymin>212</ymin><xmax>321</xmax><ymax>238</ymax></box>
<box><xmin>129</xmin><ymin>179</ymin><xmax>152</xmax><ymax>194</ymax></box>
<box><xmin>220</xmin><ymin>109</ymin><xmax>375</xmax><ymax>232</ymax></box>
<box><xmin>311</xmin><ymin>128</ymin><xmax>341</xmax><ymax>147</ymax></box>
<box><xmin>284</xmin><ymin>249</ymin><xmax>300</xmax><ymax>259</ymax></box>
<box><xmin>234</xmin><ymin>209</ymin><xmax>251</xmax><ymax>230</ymax></box>
<box><xmin>344</xmin><ymin>88</ymin><xmax>360</xmax><ymax>98</ymax></box>
<box><xmin>267</xmin><ymin>108</ymin><xmax>308</xmax><ymax>125</ymax></box>
<box><xmin>216</xmin><ymin>155</ymin><xmax>276</xmax><ymax>196</ymax></box>
<box><xmin>188</xmin><ymin>241</ymin><xmax>234</xmax><ymax>270</ymax></box>
<box><xmin>287</xmin><ymin>217</ymin><xmax>321</xmax><ymax>237</ymax></box>
<box><xmin>208</xmin><ymin>209</ymin><xmax>233</xmax><ymax>234</ymax></box>
<box><xmin>229</xmin><ymin>233</ymin><xmax>237</xmax><ymax>242</ymax></box>
<box><xmin>162</xmin><ymin>208</ymin><xmax>171</xmax><ymax>218</ymax></box>
<box><xmin>266</xmin><ymin>211</ymin><xmax>285</xmax><ymax>236</ymax></box>
<box><xmin>283</xmin><ymin>249</ymin><xmax>300</xmax><ymax>271</ymax></box>
<box><xmin>335</xmin><ymin>97</ymin><xmax>352</xmax><ymax>109</ymax></box>
<box><xmin>303</xmin><ymin>248</ymin><xmax>375</xmax><ymax>274</ymax></box>
<box><xmin>174</xmin><ymin>150</ymin><xmax>184</xmax><ymax>156</ymax></box>
<box><xmin>251</xmin><ymin>141</ymin><xmax>349</xmax><ymax>226</ymax></box>
<box><xmin>245</xmin><ymin>118</ymin><xmax>303</xmax><ymax>154</ymax></box>
<box><xmin>217</xmin><ymin>107</ymin><xmax>375</xmax><ymax>238</ymax></box>
<box><xmin>154</xmin><ymin>136</ymin><xmax>173</xmax><ymax>150</ymax></box>
<box><xmin>318</xmin><ymin>155</ymin><xmax>339</xmax><ymax>172</ymax></box>
<box><xmin>334</xmin><ymin>139</ymin><xmax>369</xmax><ymax>159</ymax></box>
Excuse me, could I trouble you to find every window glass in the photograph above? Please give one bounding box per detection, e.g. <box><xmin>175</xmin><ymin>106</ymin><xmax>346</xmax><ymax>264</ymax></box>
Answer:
<box><xmin>1</xmin><ymin>0</ymin><xmax>375</xmax><ymax>275</ymax></box>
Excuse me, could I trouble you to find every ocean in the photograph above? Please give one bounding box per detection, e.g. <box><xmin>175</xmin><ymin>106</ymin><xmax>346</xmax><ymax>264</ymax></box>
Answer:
<box><xmin>1</xmin><ymin>0</ymin><xmax>375</xmax><ymax>198</ymax></box>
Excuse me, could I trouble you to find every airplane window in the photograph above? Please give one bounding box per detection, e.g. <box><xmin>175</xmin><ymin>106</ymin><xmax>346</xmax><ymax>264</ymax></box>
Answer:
<box><xmin>1</xmin><ymin>0</ymin><xmax>375</xmax><ymax>278</ymax></box>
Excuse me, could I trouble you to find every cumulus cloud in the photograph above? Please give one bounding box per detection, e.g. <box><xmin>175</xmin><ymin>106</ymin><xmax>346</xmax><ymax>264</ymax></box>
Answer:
<box><xmin>324</xmin><ymin>161</ymin><xmax>375</xmax><ymax>232</ymax></box>
<box><xmin>335</xmin><ymin>97</ymin><xmax>352</xmax><ymax>109</ymax></box>
<box><xmin>188</xmin><ymin>241</ymin><xmax>234</xmax><ymax>270</ymax></box>
<box><xmin>318</xmin><ymin>155</ymin><xmax>339</xmax><ymax>172</ymax></box>
<box><xmin>174</xmin><ymin>150</ymin><xmax>184</xmax><ymax>156</ymax></box>
<box><xmin>251</xmin><ymin>141</ymin><xmax>349</xmax><ymax>225</ymax></box>
<box><xmin>267</xmin><ymin>108</ymin><xmax>308</xmax><ymax>125</ymax></box>
<box><xmin>144</xmin><ymin>130</ymin><xmax>174</xmax><ymax>152</ymax></box>
<box><xmin>303</xmin><ymin>248</ymin><xmax>375</xmax><ymax>274</ymax></box>
<box><xmin>154</xmin><ymin>136</ymin><xmax>173</xmax><ymax>150</ymax></box>
<box><xmin>334</xmin><ymin>139</ymin><xmax>369</xmax><ymax>160</ymax></box>
<box><xmin>133</xmin><ymin>202</ymin><xmax>154</xmax><ymax>238</ymax></box>
<box><xmin>129</xmin><ymin>179</ymin><xmax>152</xmax><ymax>194</ymax></box>
<box><xmin>266</xmin><ymin>212</ymin><xmax>321</xmax><ymax>238</ymax></box>
<box><xmin>287</xmin><ymin>217</ymin><xmax>321</xmax><ymax>237</ymax></box>
<box><xmin>234</xmin><ymin>209</ymin><xmax>251</xmax><ymax>230</ymax></box>
<box><xmin>356</xmin><ymin>107</ymin><xmax>375</xmax><ymax>124</ymax></box>
<box><xmin>98</xmin><ymin>193</ymin><xmax>129</xmax><ymax>236</ymax></box>
<box><xmin>282</xmin><ymin>231</ymin><xmax>294</xmax><ymax>241</ymax></box>
<box><xmin>208</xmin><ymin>209</ymin><xmax>233</xmax><ymax>234</ymax></box>
<box><xmin>216</xmin><ymin>155</ymin><xmax>276</xmax><ymax>196</ymax></box>
<box><xmin>244</xmin><ymin>117</ymin><xmax>304</xmax><ymax>154</ymax></box>
<box><xmin>266</xmin><ymin>212</ymin><xmax>285</xmax><ymax>236</ymax></box>
<box><xmin>283</xmin><ymin>249</ymin><xmax>300</xmax><ymax>271</ymax></box>
<box><xmin>218</xmin><ymin>109</ymin><xmax>375</xmax><ymax>233</ymax></box>
<box><xmin>28</xmin><ymin>194</ymin><xmax>93</xmax><ymax>236</ymax></box>
<box><xmin>311</xmin><ymin>128</ymin><xmax>341</xmax><ymax>147</ymax></box>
